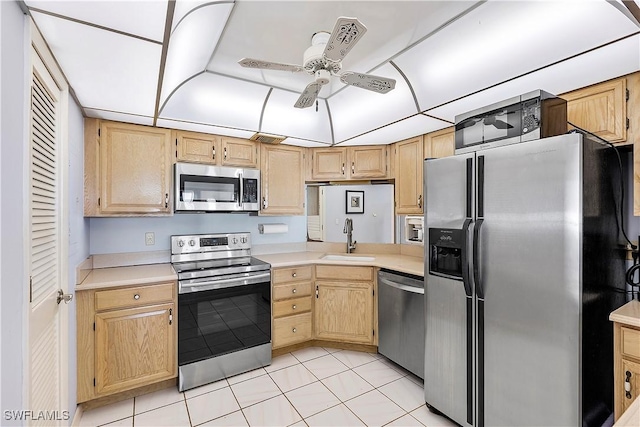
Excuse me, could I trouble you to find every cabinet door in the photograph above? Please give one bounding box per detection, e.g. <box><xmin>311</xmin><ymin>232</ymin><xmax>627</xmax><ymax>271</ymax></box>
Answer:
<box><xmin>621</xmin><ymin>358</ymin><xmax>640</xmax><ymax>414</ymax></box>
<box><xmin>261</xmin><ymin>144</ymin><xmax>305</xmax><ymax>215</ymax></box>
<box><xmin>425</xmin><ymin>127</ymin><xmax>454</xmax><ymax>159</ymax></box>
<box><xmin>395</xmin><ymin>136</ymin><xmax>424</xmax><ymax>214</ymax></box>
<box><xmin>315</xmin><ymin>281</ymin><xmax>373</xmax><ymax>344</ymax></box>
<box><xmin>311</xmin><ymin>148</ymin><xmax>347</xmax><ymax>180</ymax></box>
<box><xmin>95</xmin><ymin>303</ymin><xmax>176</xmax><ymax>396</ymax></box>
<box><xmin>563</xmin><ymin>77</ymin><xmax>627</xmax><ymax>143</ymax></box>
<box><xmin>221</xmin><ymin>137</ymin><xmax>259</xmax><ymax>168</ymax></box>
<box><xmin>100</xmin><ymin>121</ymin><xmax>172</xmax><ymax>214</ymax></box>
<box><xmin>348</xmin><ymin>146</ymin><xmax>388</xmax><ymax>179</ymax></box>
<box><xmin>176</xmin><ymin>130</ymin><xmax>219</xmax><ymax>164</ymax></box>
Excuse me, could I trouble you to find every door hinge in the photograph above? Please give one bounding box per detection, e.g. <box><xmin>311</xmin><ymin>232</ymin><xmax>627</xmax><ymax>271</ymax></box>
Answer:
<box><xmin>93</xmin><ymin>322</ymin><xmax>95</xmax><ymax>331</ymax></box>
<box><xmin>29</xmin><ymin>276</ymin><xmax>33</xmax><ymax>303</ymax></box>
<box><xmin>627</xmin><ymin>117</ymin><xmax>630</xmax><ymax>130</ymax></box>
<box><xmin>373</xmin><ymin>329</ymin><xmax>375</xmax><ymax>336</ymax></box>
<box><xmin>98</xmin><ymin>128</ymin><xmax>101</xmax><ymax>137</ymax></box>
<box><xmin>93</xmin><ymin>378</ymin><xmax>96</xmax><ymax>387</ymax></box>
<box><xmin>626</xmin><ymin>88</ymin><xmax>630</xmax><ymax>102</ymax></box>
<box><xmin>372</xmin><ymin>289</ymin><xmax>375</xmax><ymax>296</ymax></box>
<box><xmin>98</xmin><ymin>197</ymin><xmax>100</xmax><ymax>207</ymax></box>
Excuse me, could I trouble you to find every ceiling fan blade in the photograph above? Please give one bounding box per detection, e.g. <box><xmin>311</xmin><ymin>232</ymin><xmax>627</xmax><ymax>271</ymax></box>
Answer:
<box><xmin>238</xmin><ymin>58</ymin><xmax>303</xmax><ymax>73</ymax></box>
<box><xmin>340</xmin><ymin>72</ymin><xmax>396</xmax><ymax>94</ymax></box>
<box><xmin>294</xmin><ymin>83</ymin><xmax>321</xmax><ymax>109</ymax></box>
<box><xmin>323</xmin><ymin>17</ymin><xmax>367</xmax><ymax>62</ymax></box>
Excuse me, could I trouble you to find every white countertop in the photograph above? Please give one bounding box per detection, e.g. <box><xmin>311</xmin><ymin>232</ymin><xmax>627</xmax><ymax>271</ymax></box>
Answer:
<box><xmin>77</xmin><ymin>263</ymin><xmax>177</xmax><ymax>290</ymax></box>
<box><xmin>610</xmin><ymin>300</ymin><xmax>640</xmax><ymax>328</ymax></box>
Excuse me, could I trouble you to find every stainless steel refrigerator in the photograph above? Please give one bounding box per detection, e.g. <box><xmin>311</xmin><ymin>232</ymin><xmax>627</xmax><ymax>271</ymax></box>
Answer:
<box><xmin>423</xmin><ymin>133</ymin><xmax>625</xmax><ymax>426</ymax></box>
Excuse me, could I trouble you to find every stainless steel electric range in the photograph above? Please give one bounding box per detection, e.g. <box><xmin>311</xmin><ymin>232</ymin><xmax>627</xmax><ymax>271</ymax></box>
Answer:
<box><xmin>171</xmin><ymin>232</ymin><xmax>271</xmax><ymax>392</ymax></box>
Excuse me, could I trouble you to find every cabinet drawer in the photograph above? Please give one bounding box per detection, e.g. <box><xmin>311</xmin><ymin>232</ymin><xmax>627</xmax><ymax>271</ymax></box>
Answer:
<box><xmin>273</xmin><ymin>282</ymin><xmax>312</xmax><ymax>301</ymax></box>
<box><xmin>315</xmin><ymin>265</ymin><xmax>373</xmax><ymax>281</ymax></box>
<box><xmin>273</xmin><ymin>296</ymin><xmax>312</xmax><ymax>318</ymax></box>
<box><xmin>273</xmin><ymin>312</ymin><xmax>312</xmax><ymax>348</ymax></box>
<box><xmin>622</xmin><ymin>327</ymin><xmax>640</xmax><ymax>360</ymax></box>
<box><xmin>272</xmin><ymin>266</ymin><xmax>312</xmax><ymax>284</ymax></box>
<box><xmin>95</xmin><ymin>283</ymin><xmax>174</xmax><ymax>312</ymax></box>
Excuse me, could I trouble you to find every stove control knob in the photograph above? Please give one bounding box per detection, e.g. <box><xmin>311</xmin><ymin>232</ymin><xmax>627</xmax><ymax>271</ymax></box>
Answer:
<box><xmin>178</xmin><ymin>240</ymin><xmax>185</xmax><ymax>247</ymax></box>
<box><xmin>232</xmin><ymin>238</ymin><xmax>238</xmax><ymax>245</ymax></box>
<box><xmin>189</xmin><ymin>240</ymin><xmax>196</xmax><ymax>247</ymax></box>
<box><xmin>240</xmin><ymin>237</ymin><xmax>247</xmax><ymax>244</ymax></box>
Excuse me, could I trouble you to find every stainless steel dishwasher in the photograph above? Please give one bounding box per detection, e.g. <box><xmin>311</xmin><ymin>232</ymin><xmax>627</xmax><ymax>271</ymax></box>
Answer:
<box><xmin>378</xmin><ymin>269</ymin><xmax>424</xmax><ymax>379</ymax></box>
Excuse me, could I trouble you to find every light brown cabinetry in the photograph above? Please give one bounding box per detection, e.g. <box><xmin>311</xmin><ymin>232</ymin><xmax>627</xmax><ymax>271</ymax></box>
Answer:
<box><xmin>424</xmin><ymin>127</ymin><xmax>455</xmax><ymax>159</ymax></box>
<box><xmin>314</xmin><ymin>266</ymin><xmax>374</xmax><ymax>344</ymax></box>
<box><xmin>84</xmin><ymin>119</ymin><xmax>172</xmax><ymax>216</ymax></box>
<box><xmin>260</xmin><ymin>144</ymin><xmax>305</xmax><ymax>215</ymax></box>
<box><xmin>562</xmin><ymin>76</ymin><xmax>628</xmax><ymax>144</ymax></box>
<box><xmin>272</xmin><ymin>266</ymin><xmax>313</xmax><ymax>349</ymax></box>
<box><xmin>309</xmin><ymin>146</ymin><xmax>388</xmax><ymax>181</ymax></box>
<box><xmin>175</xmin><ymin>132</ymin><xmax>259</xmax><ymax>168</ymax></box>
<box><xmin>394</xmin><ymin>136</ymin><xmax>424</xmax><ymax>214</ymax></box>
<box><xmin>77</xmin><ymin>281</ymin><xmax>177</xmax><ymax>403</ymax></box>
<box><xmin>614</xmin><ymin>323</ymin><xmax>640</xmax><ymax>418</ymax></box>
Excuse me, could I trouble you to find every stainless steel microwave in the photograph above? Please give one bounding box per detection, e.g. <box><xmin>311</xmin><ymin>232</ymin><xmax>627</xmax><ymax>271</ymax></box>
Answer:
<box><xmin>174</xmin><ymin>162</ymin><xmax>260</xmax><ymax>212</ymax></box>
<box><xmin>454</xmin><ymin>90</ymin><xmax>567</xmax><ymax>154</ymax></box>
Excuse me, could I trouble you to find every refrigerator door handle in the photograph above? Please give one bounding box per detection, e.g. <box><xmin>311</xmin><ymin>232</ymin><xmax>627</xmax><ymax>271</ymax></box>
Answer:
<box><xmin>461</xmin><ymin>219</ymin><xmax>473</xmax><ymax>297</ymax></box>
<box><xmin>473</xmin><ymin>218</ymin><xmax>485</xmax><ymax>299</ymax></box>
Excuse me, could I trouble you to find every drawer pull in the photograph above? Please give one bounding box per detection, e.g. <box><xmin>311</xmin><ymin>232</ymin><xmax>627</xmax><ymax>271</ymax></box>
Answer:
<box><xmin>133</xmin><ymin>294</ymin><xmax>140</xmax><ymax>300</ymax></box>
<box><xmin>292</xmin><ymin>328</ymin><xmax>297</xmax><ymax>333</ymax></box>
<box><xmin>292</xmin><ymin>289</ymin><xmax>297</xmax><ymax>294</ymax></box>
<box><xmin>292</xmin><ymin>304</ymin><xmax>297</xmax><ymax>309</ymax></box>
<box><xmin>292</xmin><ymin>272</ymin><xmax>297</xmax><ymax>278</ymax></box>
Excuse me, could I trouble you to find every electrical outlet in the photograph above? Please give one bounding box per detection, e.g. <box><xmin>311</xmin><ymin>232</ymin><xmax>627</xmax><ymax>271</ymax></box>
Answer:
<box><xmin>145</xmin><ymin>232</ymin><xmax>155</xmax><ymax>246</ymax></box>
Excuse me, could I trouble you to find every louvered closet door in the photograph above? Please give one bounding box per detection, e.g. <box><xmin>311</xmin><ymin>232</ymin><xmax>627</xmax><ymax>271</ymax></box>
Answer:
<box><xmin>28</xmin><ymin>42</ymin><xmax>68</xmax><ymax>426</ymax></box>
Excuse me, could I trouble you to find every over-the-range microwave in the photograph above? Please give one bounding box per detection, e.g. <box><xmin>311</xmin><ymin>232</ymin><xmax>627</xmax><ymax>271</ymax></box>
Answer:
<box><xmin>174</xmin><ymin>162</ymin><xmax>260</xmax><ymax>213</ymax></box>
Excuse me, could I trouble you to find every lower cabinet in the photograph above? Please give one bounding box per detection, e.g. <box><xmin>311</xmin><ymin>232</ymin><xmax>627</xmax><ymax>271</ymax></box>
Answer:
<box><xmin>271</xmin><ymin>266</ymin><xmax>313</xmax><ymax>349</ymax></box>
<box><xmin>314</xmin><ymin>266</ymin><xmax>375</xmax><ymax>345</ymax></box>
<box><xmin>77</xmin><ymin>282</ymin><xmax>177</xmax><ymax>403</ymax></box>
<box><xmin>613</xmin><ymin>322</ymin><xmax>640</xmax><ymax>419</ymax></box>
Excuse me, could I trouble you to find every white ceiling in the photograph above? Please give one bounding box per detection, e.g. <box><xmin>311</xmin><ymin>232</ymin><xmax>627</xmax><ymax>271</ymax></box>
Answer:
<box><xmin>25</xmin><ymin>0</ymin><xmax>640</xmax><ymax>146</ymax></box>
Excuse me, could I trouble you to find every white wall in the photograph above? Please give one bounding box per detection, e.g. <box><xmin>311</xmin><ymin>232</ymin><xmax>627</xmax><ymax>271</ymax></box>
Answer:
<box><xmin>89</xmin><ymin>215</ymin><xmax>307</xmax><ymax>254</ymax></box>
<box><xmin>321</xmin><ymin>184</ymin><xmax>394</xmax><ymax>244</ymax></box>
<box><xmin>67</xmin><ymin>99</ymin><xmax>89</xmax><ymax>423</ymax></box>
<box><xmin>0</xmin><ymin>1</ymin><xmax>26</xmax><ymax>423</ymax></box>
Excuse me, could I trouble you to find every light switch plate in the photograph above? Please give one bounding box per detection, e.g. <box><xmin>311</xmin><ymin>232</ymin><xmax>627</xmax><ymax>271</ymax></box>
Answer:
<box><xmin>145</xmin><ymin>232</ymin><xmax>155</xmax><ymax>246</ymax></box>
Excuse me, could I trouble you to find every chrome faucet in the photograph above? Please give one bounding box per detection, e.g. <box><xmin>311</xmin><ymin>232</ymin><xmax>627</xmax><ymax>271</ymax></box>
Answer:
<box><xmin>343</xmin><ymin>218</ymin><xmax>357</xmax><ymax>253</ymax></box>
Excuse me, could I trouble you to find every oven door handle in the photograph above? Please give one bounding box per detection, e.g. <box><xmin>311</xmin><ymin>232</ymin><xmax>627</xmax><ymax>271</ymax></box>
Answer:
<box><xmin>179</xmin><ymin>271</ymin><xmax>271</xmax><ymax>294</ymax></box>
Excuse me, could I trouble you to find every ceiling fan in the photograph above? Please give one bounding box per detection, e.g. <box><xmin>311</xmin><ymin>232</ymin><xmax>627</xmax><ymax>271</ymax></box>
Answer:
<box><xmin>238</xmin><ymin>17</ymin><xmax>397</xmax><ymax>109</ymax></box>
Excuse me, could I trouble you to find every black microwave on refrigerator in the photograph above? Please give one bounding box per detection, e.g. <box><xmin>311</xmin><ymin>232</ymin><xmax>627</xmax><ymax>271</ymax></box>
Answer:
<box><xmin>454</xmin><ymin>89</ymin><xmax>567</xmax><ymax>154</ymax></box>
<box><xmin>174</xmin><ymin>162</ymin><xmax>260</xmax><ymax>212</ymax></box>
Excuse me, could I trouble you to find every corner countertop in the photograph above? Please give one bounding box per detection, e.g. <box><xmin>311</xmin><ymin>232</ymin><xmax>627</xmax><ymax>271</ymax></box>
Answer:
<box><xmin>77</xmin><ymin>263</ymin><xmax>177</xmax><ymax>291</ymax></box>
<box><xmin>615</xmin><ymin>396</ymin><xmax>640</xmax><ymax>427</ymax></box>
<box><xmin>609</xmin><ymin>300</ymin><xmax>640</xmax><ymax>328</ymax></box>
<box><xmin>255</xmin><ymin>251</ymin><xmax>424</xmax><ymax>277</ymax></box>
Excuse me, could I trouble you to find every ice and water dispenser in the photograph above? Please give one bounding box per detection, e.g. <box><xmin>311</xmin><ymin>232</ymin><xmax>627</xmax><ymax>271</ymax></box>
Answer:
<box><xmin>428</xmin><ymin>228</ymin><xmax>464</xmax><ymax>279</ymax></box>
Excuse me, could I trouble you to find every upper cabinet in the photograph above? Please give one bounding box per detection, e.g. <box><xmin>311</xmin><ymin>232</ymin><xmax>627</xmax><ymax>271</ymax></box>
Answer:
<box><xmin>562</xmin><ymin>76</ymin><xmax>628</xmax><ymax>144</ymax></box>
<box><xmin>261</xmin><ymin>144</ymin><xmax>305</xmax><ymax>215</ymax></box>
<box><xmin>424</xmin><ymin>127</ymin><xmax>455</xmax><ymax>159</ymax></box>
<box><xmin>85</xmin><ymin>119</ymin><xmax>172</xmax><ymax>216</ymax></box>
<box><xmin>394</xmin><ymin>136</ymin><xmax>424</xmax><ymax>215</ymax></box>
<box><xmin>309</xmin><ymin>145</ymin><xmax>388</xmax><ymax>181</ymax></box>
<box><xmin>175</xmin><ymin>131</ymin><xmax>259</xmax><ymax>168</ymax></box>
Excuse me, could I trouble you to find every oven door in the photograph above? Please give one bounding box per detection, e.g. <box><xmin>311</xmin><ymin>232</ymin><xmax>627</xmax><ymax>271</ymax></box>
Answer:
<box><xmin>177</xmin><ymin>276</ymin><xmax>271</xmax><ymax>367</ymax></box>
<box><xmin>174</xmin><ymin>163</ymin><xmax>243</xmax><ymax>212</ymax></box>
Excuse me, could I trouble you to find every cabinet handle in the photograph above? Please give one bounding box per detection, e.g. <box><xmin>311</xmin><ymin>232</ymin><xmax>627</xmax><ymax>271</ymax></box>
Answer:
<box><xmin>262</xmin><ymin>197</ymin><xmax>268</xmax><ymax>209</ymax></box>
<box><xmin>292</xmin><ymin>288</ymin><xmax>297</xmax><ymax>294</ymax></box>
<box><xmin>224</xmin><ymin>147</ymin><xmax>227</xmax><ymax>160</ymax></box>
<box><xmin>418</xmin><ymin>194</ymin><xmax>422</xmax><ymax>209</ymax></box>
<box><xmin>292</xmin><ymin>304</ymin><xmax>297</xmax><ymax>310</ymax></box>
<box><xmin>342</xmin><ymin>163</ymin><xmax>345</xmax><ymax>175</ymax></box>
<box><xmin>169</xmin><ymin>308</ymin><xmax>173</xmax><ymax>325</ymax></box>
<box><xmin>626</xmin><ymin>370</ymin><xmax>633</xmax><ymax>399</ymax></box>
<box><xmin>292</xmin><ymin>272</ymin><xmax>297</xmax><ymax>278</ymax></box>
<box><xmin>165</xmin><ymin>193</ymin><xmax>169</xmax><ymax>208</ymax></box>
<box><xmin>351</xmin><ymin>162</ymin><xmax>355</xmax><ymax>174</ymax></box>
<box><xmin>292</xmin><ymin>328</ymin><xmax>297</xmax><ymax>333</ymax></box>
<box><xmin>212</xmin><ymin>146</ymin><xmax>216</xmax><ymax>160</ymax></box>
<box><xmin>133</xmin><ymin>294</ymin><xmax>140</xmax><ymax>300</ymax></box>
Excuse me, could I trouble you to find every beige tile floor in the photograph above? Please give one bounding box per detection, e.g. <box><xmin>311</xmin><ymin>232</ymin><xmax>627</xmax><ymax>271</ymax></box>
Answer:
<box><xmin>78</xmin><ymin>347</ymin><xmax>457</xmax><ymax>427</ymax></box>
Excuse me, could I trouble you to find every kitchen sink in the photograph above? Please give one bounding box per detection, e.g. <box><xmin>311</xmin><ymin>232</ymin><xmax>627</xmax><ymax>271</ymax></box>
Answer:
<box><xmin>320</xmin><ymin>254</ymin><xmax>375</xmax><ymax>262</ymax></box>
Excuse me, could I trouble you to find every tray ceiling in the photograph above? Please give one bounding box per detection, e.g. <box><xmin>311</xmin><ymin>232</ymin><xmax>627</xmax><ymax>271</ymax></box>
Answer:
<box><xmin>25</xmin><ymin>0</ymin><xmax>640</xmax><ymax>146</ymax></box>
